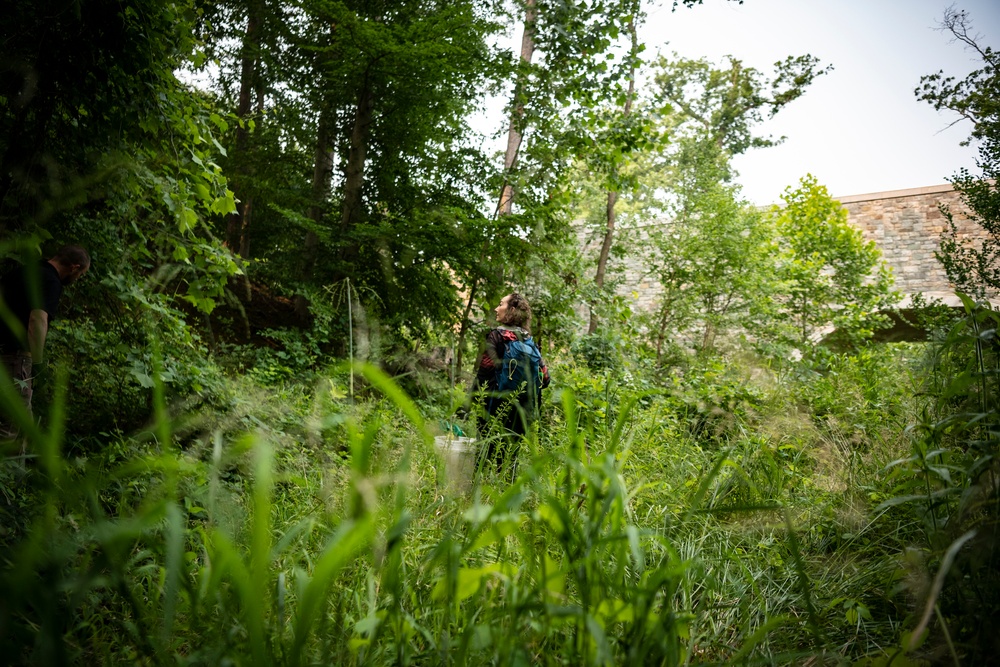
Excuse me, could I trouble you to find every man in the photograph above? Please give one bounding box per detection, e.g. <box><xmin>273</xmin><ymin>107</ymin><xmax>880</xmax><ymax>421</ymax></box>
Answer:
<box><xmin>0</xmin><ymin>245</ymin><xmax>90</xmax><ymax>443</ymax></box>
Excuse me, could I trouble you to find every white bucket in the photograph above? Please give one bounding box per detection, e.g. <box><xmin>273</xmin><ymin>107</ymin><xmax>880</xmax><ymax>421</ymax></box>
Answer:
<box><xmin>434</xmin><ymin>435</ymin><xmax>477</xmax><ymax>494</ymax></box>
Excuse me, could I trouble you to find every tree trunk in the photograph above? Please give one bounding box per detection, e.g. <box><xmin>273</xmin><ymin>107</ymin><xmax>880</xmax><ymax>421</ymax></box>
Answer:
<box><xmin>589</xmin><ymin>189</ymin><xmax>618</xmax><ymax>334</ymax></box>
<box><xmin>535</xmin><ymin>308</ymin><xmax>542</xmax><ymax>353</ymax></box>
<box><xmin>497</xmin><ymin>0</ymin><xmax>536</xmax><ymax>217</ymax></box>
<box><xmin>588</xmin><ymin>16</ymin><xmax>637</xmax><ymax>335</ymax></box>
<box><xmin>701</xmin><ymin>321</ymin><xmax>716</xmax><ymax>352</ymax></box>
<box><xmin>341</xmin><ymin>75</ymin><xmax>376</xmax><ymax>250</ymax></box>
<box><xmin>655</xmin><ymin>302</ymin><xmax>671</xmax><ymax>365</ymax></box>
<box><xmin>227</xmin><ymin>3</ymin><xmax>261</xmax><ymax>256</ymax></box>
<box><xmin>295</xmin><ymin>103</ymin><xmax>335</xmax><ymax>318</ymax></box>
<box><xmin>458</xmin><ymin>3</ymin><xmax>536</xmax><ymax>373</ymax></box>
<box><xmin>306</xmin><ymin>107</ymin><xmax>335</xmax><ymax>268</ymax></box>
<box><xmin>455</xmin><ymin>280</ymin><xmax>478</xmax><ymax>375</ymax></box>
<box><xmin>241</xmin><ymin>31</ymin><xmax>267</xmax><ymax>263</ymax></box>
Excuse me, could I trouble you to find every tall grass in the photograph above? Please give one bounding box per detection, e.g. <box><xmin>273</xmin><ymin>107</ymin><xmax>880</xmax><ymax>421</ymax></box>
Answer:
<box><xmin>0</xmin><ymin>349</ymin><xmax>944</xmax><ymax>665</ymax></box>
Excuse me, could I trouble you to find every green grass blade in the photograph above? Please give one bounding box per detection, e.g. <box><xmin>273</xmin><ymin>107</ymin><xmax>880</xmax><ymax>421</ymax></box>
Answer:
<box><xmin>289</xmin><ymin>518</ymin><xmax>373</xmax><ymax>667</ymax></box>
<box><xmin>249</xmin><ymin>437</ymin><xmax>274</xmax><ymax>666</ymax></box>
<box><xmin>159</xmin><ymin>500</ymin><xmax>184</xmax><ymax>649</ymax></box>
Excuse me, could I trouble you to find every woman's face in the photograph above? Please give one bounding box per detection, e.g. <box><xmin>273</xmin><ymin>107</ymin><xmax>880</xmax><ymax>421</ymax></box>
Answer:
<box><xmin>495</xmin><ymin>294</ymin><xmax>512</xmax><ymax>323</ymax></box>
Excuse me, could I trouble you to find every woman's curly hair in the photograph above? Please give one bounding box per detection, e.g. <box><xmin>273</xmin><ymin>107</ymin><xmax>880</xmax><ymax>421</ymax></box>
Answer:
<box><xmin>499</xmin><ymin>292</ymin><xmax>531</xmax><ymax>330</ymax></box>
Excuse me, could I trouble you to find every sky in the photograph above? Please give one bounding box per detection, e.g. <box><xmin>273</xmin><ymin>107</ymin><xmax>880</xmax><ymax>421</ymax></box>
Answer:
<box><xmin>635</xmin><ymin>0</ymin><xmax>1000</xmax><ymax>204</ymax></box>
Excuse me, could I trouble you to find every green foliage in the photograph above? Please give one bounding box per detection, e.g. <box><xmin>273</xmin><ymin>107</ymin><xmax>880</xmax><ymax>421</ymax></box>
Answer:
<box><xmin>2</xmin><ymin>0</ymin><xmax>202</xmax><ymax>222</ymax></box>
<box><xmin>236</xmin><ymin>287</ymin><xmax>354</xmax><ymax>386</ymax></box>
<box><xmin>880</xmin><ymin>297</ymin><xmax>1000</xmax><ymax>662</ymax></box>
<box><xmin>518</xmin><ymin>234</ymin><xmax>593</xmax><ymax>351</ymax></box>
<box><xmin>663</xmin><ymin>358</ymin><xmax>767</xmax><ymax>445</ymax></box>
<box><xmin>1</xmin><ymin>0</ymin><xmax>240</xmax><ymax>311</ymax></box>
<box><xmin>647</xmin><ymin>179</ymin><xmax>779</xmax><ymax>355</ymax></box>
<box><xmin>590</xmin><ymin>51</ymin><xmax>832</xmax><ymax>361</ymax></box>
<box><xmin>573</xmin><ymin>295</ymin><xmax>646</xmax><ymax>370</ymax></box>
<box><xmin>801</xmin><ymin>346</ymin><xmax>916</xmax><ymax>444</ymax></box>
<box><xmin>917</xmin><ymin>8</ymin><xmax>1000</xmax><ymax>300</ymax></box>
<box><xmin>4</xmin><ymin>2</ymin><xmax>992</xmax><ymax>664</ymax></box>
<box><xmin>1</xmin><ymin>0</ymin><xmax>243</xmax><ymax>452</ymax></box>
<box><xmin>45</xmin><ymin>314</ymin><xmax>224</xmax><ymax>440</ymax></box>
<box><xmin>771</xmin><ymin>175</ymin><xmax>898</xmax><ymax>351</ymax></box>
<box><xmin>259</xmin><ymin>0</ymin><xmax>510</xmax><ymax>334</ymax></box>
<box><xmin>654</xmin><ymin>53</ymin><xmax>832</xmax><ymax>161</ymax></box>
<box><xmin>0</xmin><ymin>345</ymin><xmax>942</xmax><ymax>666</ymax></box>
<box><xmin>915</xmin><ymin>7</ymin><xmax>1000</xmax><ymax>153</ymax></box>
<box><xmin>937</xmin><ymin>171</ymin><xmax>1000</xmax><ymax>299</ymax></box>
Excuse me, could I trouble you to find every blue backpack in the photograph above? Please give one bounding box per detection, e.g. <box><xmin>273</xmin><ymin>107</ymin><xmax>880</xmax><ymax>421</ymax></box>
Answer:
<box><xmin>489</xmin><ymin>331</ymin><xmax>544</xmax><ymax>415</ymax></box>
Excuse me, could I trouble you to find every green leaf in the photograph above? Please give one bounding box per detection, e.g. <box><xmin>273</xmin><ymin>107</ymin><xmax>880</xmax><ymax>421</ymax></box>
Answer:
<box><xmin>178</xmin><ymin>207</ymin><xmax>198</xmax><ymax>233</ymax></box>
<box><xmin>211</xmin><ymin>192</ymin><xmax>236</xmax><ymax>215</ymax></box>
<box><xmin>208</xmin><ymin>112</ymin><xmax>228</xmax><ymax>132</ymax></box>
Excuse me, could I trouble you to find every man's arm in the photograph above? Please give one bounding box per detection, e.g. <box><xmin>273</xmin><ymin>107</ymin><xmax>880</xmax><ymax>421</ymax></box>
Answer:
<box><xmin>26</xmin><ymin>309</ymin><xmax>49</xmax><ymax>363</ymax></box>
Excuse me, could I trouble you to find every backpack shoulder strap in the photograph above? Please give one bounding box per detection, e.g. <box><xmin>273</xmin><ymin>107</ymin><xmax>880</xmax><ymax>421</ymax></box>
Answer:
<box><xmin>497</xmin><ymin>325</ymin><xmax>528</xmax><ymax>340</ymax></box>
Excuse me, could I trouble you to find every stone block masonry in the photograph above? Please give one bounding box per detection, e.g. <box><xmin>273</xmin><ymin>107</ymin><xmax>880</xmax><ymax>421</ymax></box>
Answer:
<box><xmin>837</xmin><ymin>183</ymin><xmax>978</xmax><ymax>299</ymax></box>
<box><xmin>579</xmin><ymin>183</ymin><xmax>985</xmax><ymax>314</ymax></box>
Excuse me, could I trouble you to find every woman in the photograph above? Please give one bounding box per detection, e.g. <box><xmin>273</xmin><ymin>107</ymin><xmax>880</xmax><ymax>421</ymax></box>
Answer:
<box><xmin>472</xmin><ymin>293</ymin><xmax>550</xmax><ymax>466</ymax></box>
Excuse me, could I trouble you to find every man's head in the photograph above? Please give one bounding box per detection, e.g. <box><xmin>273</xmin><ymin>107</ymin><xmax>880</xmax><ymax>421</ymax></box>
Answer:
<box><xmin>50</xmin><ymin>245</ymin><xmax>90</xmax><ymax>285</ymax></box>
<box><xmin>495</xmin><ymin>292</ymin><xmax>531</xmax><ymax>329</ymax></box>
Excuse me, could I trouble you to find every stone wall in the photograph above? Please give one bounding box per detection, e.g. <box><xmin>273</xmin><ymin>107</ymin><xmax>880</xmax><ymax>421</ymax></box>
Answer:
<box><xmin>576</xmin><ymin>223</ymin><xmax>659</xmax><ymax>312</ymax></box>
<box><xmin>838</xmin><ymin>183</ymin><xmax>976</xmax><ymax>299</ymax></box>
<box><xmin>583</xmin><ymin>183</ymin><xmax>983</xmax><ymax>312</ymax></box>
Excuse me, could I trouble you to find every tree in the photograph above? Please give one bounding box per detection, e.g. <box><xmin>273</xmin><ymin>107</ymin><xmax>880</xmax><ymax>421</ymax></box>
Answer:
<box><xmin>588</xmin><ymin>12</ymin><xmax>642</xmax><ymax>335</ymax></box>
<box><xmin>917</xmin><ymin>7</ymin><xmax>1000</xmax><ymax>299</ymax></box>
<box><xmin>617</xmin><ymin>52</ymin><xmax>829</xmax><ymax>359</ymax></box>
<box><xmin>0</xmin><ymin>0</ymin><xmax>238</xmax><ymax>311</ymax></box>
<box><xmin>911</xmin><ymin>14</ymin><xmax>1000</xmax><ymax>663</ymax></box>
<box><xmin>559</xmin><ymin>3</ymin><xmax>758</xmax><ymax>336</ymax></box>
<box><xmin>647</xmin><ymin>176</ymin><xmax>778</xmax><ymax>358</ymax></box>
<box><xmin>210</xmin><ymin>0</ymin><xmax>511</xmax><ymax>334</ymax></box>
<box><xmin>771</xmin><ymin>175</ymin><xmax>897</xmax><ymax>350</ymax></box>
<box><xmin>654</xmin><ymin>53</ymin><xmax>831</xmax><ymax>177</ymax></box>
<box><xmin>194</xmin><ymin>0</ymin><xmax>288</xmax><ymax>262</ymax></box>
<box><xmin>459</xmin><ymin>0</ymin><xmax>663</xmax><ymax>363</ymax></box>
<box><xmin>0</xmin><ymin>0</ymin><xmax>244</xmax><ymax>433</ymax></box>
<box><xmin>321</xmin><ymin>0</ymin><xmax>504</xmax><ymax>331</ymax></box>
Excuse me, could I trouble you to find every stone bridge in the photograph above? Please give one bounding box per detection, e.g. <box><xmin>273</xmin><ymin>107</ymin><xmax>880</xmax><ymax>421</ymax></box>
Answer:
<box><xmin>581</xmin><ymin>182</ymin><xmax>987</xmax><ymax>340</ymax></box>
<box><xmin>838</xmin><ymin>183</ymin><xmax>978</xmax><ymax>306</ymax></box>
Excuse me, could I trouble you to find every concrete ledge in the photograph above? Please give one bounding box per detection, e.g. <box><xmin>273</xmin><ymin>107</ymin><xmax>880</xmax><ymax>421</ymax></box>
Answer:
<box><xmin>834</xmin><ymin>183</ymin><xmax>955</xmax><ymax>204</ymax></box>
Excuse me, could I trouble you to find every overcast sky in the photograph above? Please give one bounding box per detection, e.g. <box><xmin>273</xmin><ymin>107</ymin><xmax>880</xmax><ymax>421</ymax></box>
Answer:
<box><xmin>638</xmin><ymin>0</ymin><xmax>1000</xmax><ymax>204</ymax></box>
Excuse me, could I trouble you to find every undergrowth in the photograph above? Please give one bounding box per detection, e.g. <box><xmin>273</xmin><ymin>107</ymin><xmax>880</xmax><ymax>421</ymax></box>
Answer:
<box><xmin>0</xmin><ymin>331</ymin><xmax>994</xmax><ymax>665</ymax></box>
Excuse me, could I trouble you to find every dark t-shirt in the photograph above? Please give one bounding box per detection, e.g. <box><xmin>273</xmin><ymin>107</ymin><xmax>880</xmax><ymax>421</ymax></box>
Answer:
<box><xmin>0</xmin><ymin>261</ymin><xmax>62</xmax><ymax>354</ymax></box>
